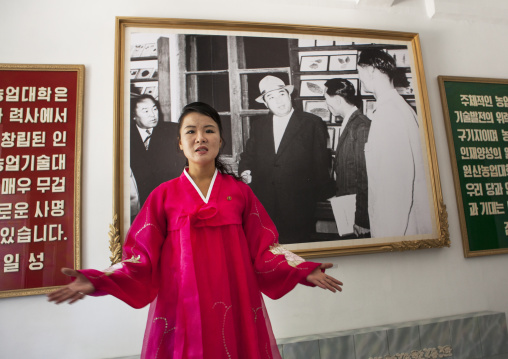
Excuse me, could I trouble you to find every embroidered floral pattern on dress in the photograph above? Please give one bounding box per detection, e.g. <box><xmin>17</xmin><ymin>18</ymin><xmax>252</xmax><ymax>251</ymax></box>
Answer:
<box><xmin>249</xmin><ymin>200</ymin><xmax>279</xmax><ymax>265</ymax></box>
<box><xmin>101</xmin><ymin>204</ymin><xmax>159</xmax><ymax>279</ymax></box>
<box><xmin>124</xmin><ymin>254</ymin><xmax>141</xmax><ymax>263</ymax></box>
<box><xmin>255</xmin><ymin>259</ymin><xmax>291</xmax><ymax>274</ymax></box>
<box><xmin>252</xmin><ymin>306</ymin><xmax>263</xmax><ymax>322</ymax></box>
<box><xmin>153</xmin><ymin>317</ymin><xmax>176</xmax><ymax>359</ymax></box>
<box><xmin>130</xmin><ymin>222</ymin><xmax>163</xmax><ymax>253</ymax></box>
<box><xmin>103</xmin><ymin>262</ymin><xmax>123</xmax><ymax>276</ymax></box>
<box><xmin>268</xmin><ymin>243</ymin><xmax>305</xmax><ymax>268</ymax></box>
<box><xmin>126</xmin><ymin>202</ymin><xmax>164</xmax><ymax>255</ymax></box>
<box><xmin>213</xmin><ymin>302</ymin><xmax>233</xmax><ymax>359</ymax></box>
<box><xmin>250</xmin><ymin>198</ymin><xmax>307</xmax><ymax>274</ymax></box>
<box><xmin>250</xmin><ymin>201</ymin><xmax>277</xmax><ymax>244</ymax></box>
<box><xmin>103</xmin><ymin>255</ymin><xmax>141</xmax><ymax>276</ymax></box>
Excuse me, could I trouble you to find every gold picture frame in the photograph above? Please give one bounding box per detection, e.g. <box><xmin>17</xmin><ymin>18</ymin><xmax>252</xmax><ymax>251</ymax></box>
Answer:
<box><xmin>111</xmin><ymin>17</ymin><xmax>448</xmax><ymax>262</ymax></box>
<box><xmin>0</xmin><ymin>64</ymin><xmax>84</xmax><ymax>298</ymax></box>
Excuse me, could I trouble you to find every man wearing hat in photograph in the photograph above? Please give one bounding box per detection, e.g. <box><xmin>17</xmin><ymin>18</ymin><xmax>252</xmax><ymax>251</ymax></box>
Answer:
<box><xmin>239</xmin><ymin>75</ymin><xmax>332</xmax><ymax>244</ymax></box>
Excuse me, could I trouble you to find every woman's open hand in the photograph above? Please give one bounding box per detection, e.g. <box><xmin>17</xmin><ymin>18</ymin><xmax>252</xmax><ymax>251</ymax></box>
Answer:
<box><xmin>47</xmin><ymin>268</ymin><xmax>95</xmax><ymax>304</ymax></box>
<box><xmin>306</xmin><ymin>263</ymin><xmax>343</xmax><ymax>293</ymax></box>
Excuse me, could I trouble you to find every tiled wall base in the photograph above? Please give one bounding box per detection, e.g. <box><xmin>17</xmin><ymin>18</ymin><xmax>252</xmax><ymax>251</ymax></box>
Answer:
<box><xmin>107</xmin><ymin>311</ymin><xmax>508</xmax><ymax>359</ymax></box>
<box><xmin>278</xmin><ymin>311</ymin><xmax>508</xmax><ymax>359</ymax></box>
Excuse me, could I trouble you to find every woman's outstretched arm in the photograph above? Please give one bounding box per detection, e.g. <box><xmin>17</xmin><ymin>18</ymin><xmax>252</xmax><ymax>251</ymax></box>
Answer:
<box><xmin>47</xmin><ymin>268</ymin><xmax>95</xmax><ymax>304</ymax></box>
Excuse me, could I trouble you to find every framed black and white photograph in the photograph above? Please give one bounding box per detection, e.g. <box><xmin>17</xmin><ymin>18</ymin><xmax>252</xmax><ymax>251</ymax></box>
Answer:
<box><xmin>300</xmin><ymin>79</ymin><xmax>327</xmax><ymax>97</ymax></box>
<box><xmin>140</xmin><ymin>43</ymin><xmax>158</xmax><ymax>57</ymax></box>
<box><xmin>131</xmin><ymin>44</ymin><xmax>145</xmax><ymax>57</ymax></box>
<box><xmin>135</xmin><ymin>68</ymin><xmax>156</xmax><ymax>80</ymax></box>
<box><xmin>111</xmin><ymin>17</ymin><xmax>448</xmax><ymax>260</ymax></box>
<box><xmin>303</xmin><ymin>100</ymin><xmax>332</xmax><ymax>122</ymax></box>
<box><xmin>387</xmin><ymin>48</ymin><xmax>410</xmax><ymax>68</ymax></box>
<box><xmin>300</xmin><ymin>55</ymin><xmax>329</xmax><ymax>72</ymax></box>
<box><xmin>329</xmin><ymin>54</ymin><xmax>357</xmax><ymax>71</ymax></box>
<box><xmin>129</xmin><ymin>69</ymin><xmax>139</xmax><ymax>79</ymax></box>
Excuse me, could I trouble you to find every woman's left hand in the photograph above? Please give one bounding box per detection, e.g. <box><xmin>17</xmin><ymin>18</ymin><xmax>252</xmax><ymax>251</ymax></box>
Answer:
<box><xmin>306</xmin><ymin>263</ymin><xmax>343</xmax><ymax>293</ymax></box>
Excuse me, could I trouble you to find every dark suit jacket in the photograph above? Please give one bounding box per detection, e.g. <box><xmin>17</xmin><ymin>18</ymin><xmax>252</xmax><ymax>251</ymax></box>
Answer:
<box><xmin>334</xmin><ymin>109</ymin><xmax>371</xmax><ymax>229</ymax></box>
<box><xmin>239</xmin><ymin>110</ymin><xmax>332</xmax><ymax>244</ymax></box>
<box><xmin>130</xmin><ymin>121</ymin><xmax>186</xmax><ymax>206</ymax></box>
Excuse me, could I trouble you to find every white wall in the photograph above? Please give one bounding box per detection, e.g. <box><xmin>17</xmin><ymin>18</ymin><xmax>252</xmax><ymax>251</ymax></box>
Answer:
<box><xmin>1</xmin><ymin>0</ymin><xmax>507</xmax><ymax>358</ymax></box>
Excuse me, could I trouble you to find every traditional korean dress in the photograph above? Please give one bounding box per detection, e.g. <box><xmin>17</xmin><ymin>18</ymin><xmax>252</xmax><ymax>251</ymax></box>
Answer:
<box><xmin>79</xmin><ymin>169</ymin><xmax>321</xmax><ymax>359</ymax></box>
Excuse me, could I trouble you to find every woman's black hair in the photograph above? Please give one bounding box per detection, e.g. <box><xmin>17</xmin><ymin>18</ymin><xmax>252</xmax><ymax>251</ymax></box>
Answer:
<box><xmin>130</xmin><ymin>94</ymin><xmax>163</xmax><ymax>123</ymax></box>
<box><xmin>324</xmin><ymin>78</ymin><xmax>362</xmax><ymax>108</ymax></box>
<box><xmin>178</xmin><ymin>102</ymin><xmax>242</xmax><ymax>181</ymax></box>
<box><xmin>357</xmin><ymin>48</ymin><xmax>410</xmax><ymax>88</ymax></box>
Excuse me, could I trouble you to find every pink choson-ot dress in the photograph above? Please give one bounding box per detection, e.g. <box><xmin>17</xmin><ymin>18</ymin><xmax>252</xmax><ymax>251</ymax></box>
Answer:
<box><xmin>79</xmin><ymin>169</ymin><xmax>321</xmax><ymax>358</ymax></box>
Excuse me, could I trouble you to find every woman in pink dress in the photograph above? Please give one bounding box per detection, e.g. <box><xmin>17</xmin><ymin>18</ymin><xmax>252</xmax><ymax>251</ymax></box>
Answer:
<box><xmin>48</xmin><ymin>102</ymin><xmax>343</xmax><ymax>359</ymax></box>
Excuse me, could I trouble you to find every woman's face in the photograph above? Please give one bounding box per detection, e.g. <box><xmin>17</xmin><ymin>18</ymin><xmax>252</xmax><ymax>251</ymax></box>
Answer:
<box><xmin>179</xmin><ymin>112</ymin><xmax>222</xmax><ymax>168</ymax></box>
<box><xmin>134</xmin><ymin>98</ymin><xmax>159</xmax><ymax>129</ymax></box>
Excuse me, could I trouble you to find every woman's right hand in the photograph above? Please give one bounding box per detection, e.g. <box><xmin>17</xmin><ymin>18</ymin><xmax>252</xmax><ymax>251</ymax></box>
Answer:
<box><xmin>47</xmin><ymin>268</ymin><xmax>95</xmax><ymax>304</ymax></box>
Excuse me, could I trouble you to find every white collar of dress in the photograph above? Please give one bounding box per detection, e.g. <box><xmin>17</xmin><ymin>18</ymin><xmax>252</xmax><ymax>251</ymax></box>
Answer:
<box><xmin>183</xmin><ymin>168</ymin><xmax>218</xmax><ymax>203</ymax></box>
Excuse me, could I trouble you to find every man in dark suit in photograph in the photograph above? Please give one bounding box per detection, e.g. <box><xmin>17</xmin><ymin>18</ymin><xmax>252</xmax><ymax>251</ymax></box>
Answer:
<box><xmin>239</xmin><ymin>75</ymin><xmax>332</xmax><ymax>244</ymax></box>
<box><xmin>324</xmin><ymin>78</ymin><xmax>371</xmax><ymax>238</ymax></box>
<box><xmin>130</xmin><ymin>94</ymin><xmax>185</xmax><ymax>219</ymax></box>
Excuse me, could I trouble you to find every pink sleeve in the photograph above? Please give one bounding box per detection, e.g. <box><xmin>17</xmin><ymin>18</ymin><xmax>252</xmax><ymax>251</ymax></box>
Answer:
<box><xmin>78</xmin><ymin>187</ymin><xmax>168</xmax><ymax>309</ymax></box>
<box><xmin>241</xmin><ymin>184</ymin><xmax>322</xmax><ymax>300</ymax></box>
